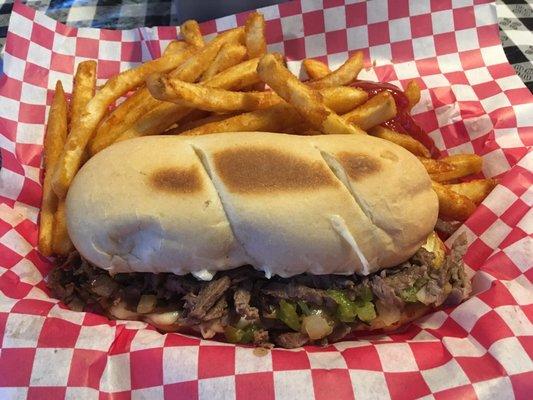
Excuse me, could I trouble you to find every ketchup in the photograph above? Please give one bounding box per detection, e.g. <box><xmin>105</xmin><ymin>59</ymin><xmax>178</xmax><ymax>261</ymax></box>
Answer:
<box><xmin>352</xmin><ymin>80</ymin><xmax>439</xmax><ymax>158</ymax></box>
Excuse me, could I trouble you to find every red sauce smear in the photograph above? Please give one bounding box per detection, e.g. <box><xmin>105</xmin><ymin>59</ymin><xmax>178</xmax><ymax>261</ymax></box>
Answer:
<box><xmin>352</xmin><ymin>80</ymin><xmax>439</xmax><ymax>157</ymax></box>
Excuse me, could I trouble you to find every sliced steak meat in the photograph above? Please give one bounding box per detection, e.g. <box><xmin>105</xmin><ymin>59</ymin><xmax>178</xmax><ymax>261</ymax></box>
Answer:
<box><xmin>186</xmin><ymin>276</ymin><xmax>231</xmax><ymax>320</ymax></box>
<box><xmin>261</xmin><ymin>283</ymin><xmax>334</xmax><ymax>308</ymax></box>
<box><xmin>369</xmin><ymin>275</ymin><xmax>404</xmax><ymax>309</ymax></box>
<box><xmin>204</xmin><ymin>297</ymin><xmax>228</xmax><ymax>321</ymax></box>
<box><xmin>234</xmin><ymin>286</ymin><xmax>260</xmax><ymax>322</ymax></box>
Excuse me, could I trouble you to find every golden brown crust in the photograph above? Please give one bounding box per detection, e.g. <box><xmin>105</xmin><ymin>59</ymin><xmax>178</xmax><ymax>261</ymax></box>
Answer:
<box><xmin>149</xmin><ymin>166</ymin><xmax>203</xmax><ymax>194</ymax></box>
<box><xmin>336</xmin><ymin>152</ymin><xmax>382</xmax><ymax>181</ymax></box>
<box><xmin>212</xmin><ymin>147</ymin><xmax>339</xmax><ymax>194</ymax></box>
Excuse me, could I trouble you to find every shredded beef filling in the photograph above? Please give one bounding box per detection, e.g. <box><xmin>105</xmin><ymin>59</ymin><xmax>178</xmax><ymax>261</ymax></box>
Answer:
<box><xmin>48</xmin><ymin>235</ymin><xmax>470</xmax><ymax>348</ymax></box>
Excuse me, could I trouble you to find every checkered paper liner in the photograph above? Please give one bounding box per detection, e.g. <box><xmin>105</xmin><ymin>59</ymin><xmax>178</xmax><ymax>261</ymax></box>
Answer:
<box><xmin>0</xmin><ymin>0</ymin><xmax>532</xmax><ymax>398</ymax></box>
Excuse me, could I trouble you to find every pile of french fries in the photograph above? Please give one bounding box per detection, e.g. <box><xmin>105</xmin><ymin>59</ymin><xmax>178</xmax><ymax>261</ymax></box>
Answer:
<box><xmin>39</xmin><ymin>13</ymin><xmax>497</xmax><ymax>257</ymax></box>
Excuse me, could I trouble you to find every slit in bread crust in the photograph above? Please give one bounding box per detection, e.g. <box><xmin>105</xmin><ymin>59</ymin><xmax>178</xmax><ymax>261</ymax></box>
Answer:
<box><xmin>189</xmin><ymin>143</ymin><xmax>258</xmax><ymax>269</ymax></box>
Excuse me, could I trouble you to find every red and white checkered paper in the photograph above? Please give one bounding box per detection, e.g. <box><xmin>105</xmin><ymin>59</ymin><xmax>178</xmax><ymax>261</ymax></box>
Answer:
<box><xmin>0</xmin><ymin>0</ymin><xmax>532</xmax><ymax>399</ymax></box>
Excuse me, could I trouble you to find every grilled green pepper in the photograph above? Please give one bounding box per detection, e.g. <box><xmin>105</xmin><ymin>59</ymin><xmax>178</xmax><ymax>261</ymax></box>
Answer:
<box><xmin>277</xmin><ymin>300</ymin><xmax>301</xmax><ymax>330</ymax></box>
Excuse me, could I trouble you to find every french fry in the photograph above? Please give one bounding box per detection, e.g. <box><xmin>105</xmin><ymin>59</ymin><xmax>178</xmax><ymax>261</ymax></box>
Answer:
<box><xmin>181</xmin><ymin>103</ymin><xmax>302</xmax><ymax>136</ymax></box>
<box><xmin>369</xmin><ymin>126</ymin><xmax>431</xmax><ymax>158</ymax></box>
<box><xmin>178</xmin><ymin>87</ymin><xmax>368</xmax><ymax>137</ymax></box>
<box><xmin>302</xmin><ymin>59</ymin><xmax>331</xmax><ymax>80</ymax></box>
<box><xmin>201</xmin><ymin>44</ymin><xmax>247</xmax><ymax>81</ymax></box>
<box><xmin>51</xmin><ymin>61</ymin><xmax>96</xmax><ymax>255</ymax></box>
<box><xmin>147</xmin><ymin>74</ymin><xmax>280</xmax><ymax>112</ymax></box>
<box><xmin>446</xmin><ymin>179</ymin><xmax>497</xmax><ymax>205</ymax></box>
<box><xmin>39</xmin><ymin>81</ymin><xmax>68</xmax><ymax>256</ymax></box>
<box><xmin>180</xmin><ymin>20</ymin><xmax>204</xmax><ymax>47</ymax></box>
<box><xmin>70</xmin><ymin>61</ymin><xmax>97</xmax><ymax>125</ymax></box>
<box><xmin>418</xmin><ymin>157</ymin><xmax>455</xmax><ymax>176</ymax></box>
<box><xmin>163</xmin><ymin>40</ymin><xmax>190</xmax><ymax>56</ymax></box>
<box><xmin>432</xmin><ymin>181</ymin><xmax>477</xmax><ymax>221</ymax></box>
<box><xmin>52</xmin><ymin>51</ymin><xmax>197</xmax><ymax>198</ymax></box>
<box><xmin>307</xmin><ymin>51</ymin><xmax>363</xmax><ymax>89</ymax></box>
<box><xmin>405</xmin><ymin>80</ymin><xmax>421</xmax><ymax>111</ymax></box>
<box><xmin>244</xmin><ymin>12</ymin><xmax>267</xmax><ymax>59</ymax></box>
<box><xmin>342</xmin><ymin>92</ymin><xmax>397</xmax><ymax>130</ymax></box>
<box><xmin>319</xmin><ymin>86</ymin><xmax>368</xmax><ymax>114</ymax></box>
<box><xmin>114</xmin><ymin>56</ymin><xmax>268</xmax><ymax>144</ymax></box>
<box><xmin>428</xmin><ymin>154</ymin><xmax>483</xmax><ymax>182</ymax></box>
<box><xmin>52</xmin><ymin>201</ymin><xmax>73</xmax><ymax>255</ymax></box>
<box><xmin>257</xmin><ymin>53</ymin><xmax>363</xmax><ymax>135</ymax></box>
<box><xmin>89</xmin><ymin>29</ymin><xmax>244</xmax><ymax>154</ymax></box>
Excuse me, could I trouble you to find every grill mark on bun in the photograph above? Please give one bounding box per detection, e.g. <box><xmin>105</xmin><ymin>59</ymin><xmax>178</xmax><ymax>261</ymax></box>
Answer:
<box><xmin>149</xmin><ymin>167</ymin><xmax>202</xmax><ymax>193</ymax></box>
<box><xmin>213</xmin><ymin>147</ymin><xmax>338</xmax><ymax>193</ymax></box>
<box><xmin>337</xmin><ymin>152</ymin><xmax>381</xmax><ymax>181</ymax></box>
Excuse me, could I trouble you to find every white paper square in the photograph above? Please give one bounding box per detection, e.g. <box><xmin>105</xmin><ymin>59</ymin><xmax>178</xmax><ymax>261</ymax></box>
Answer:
<box><xmin>30</xmin><ymin>348</ymin><xmax>74</xmax><ymax>386</ymax></box>
<box><xmin>480</xmin><ymin>92</ymin><xmax>511</xmax><ymax>114</ymax></box>
<box><xmin>376</xmin><ymin>343</ymin><xmax>418</xmax><ymax>372</ymax></box>
<box><xmin>281</xmin><ymin>14</ymin><xmax>305</xmax><ymax>39</ymax></box>
<box><xmin>10</xmin><ymin>259</ymin><xmax>43</xmax><ymax>285</ymax></box>
<box><xmin>409</xmin><ymin>0</ymin><xmax>430</xmax><ymax>16</ymax></box>
<box><xmin>65</xmin><ymin>387</ymin><xmax>99</xmax><ymax>400</ymax></box>
<box><xmin>455</xmin><ymin>28</ymin><xmax>480</xmax><ymax>52</ymax></box>
<box><xmin>46</xmin><ymin>303</ymin><xmax>85</xmax><ymax>325</ymax></box>
<box><xmin>494</xmin><ymin>128</ymin><xmax>525</xmax><ymax>148</ymax></box>
<box><xmin>366</xmin><ymin>0</ymin><xmax>388</xmax><ymax>23</ymax></box>
<box><xmin>258</xmin><ymin>4</ymin><xmax>280</xmax><ymax>21</ymax></box>
<box><xmin>422</xmin><ymin>74</ymin><xmax>450</xmax><ymax>89</ymax></box>
<box><xmin>349</xmin><ymin>370</ymin><xmax>390</xmax><ymax>399</ymax></box>
<box><xmin>421</xmin><ymin>359</ymin><xmax>470</xmax><ymax>393</ymax></box>
<box><xmin>431</xmin><ymin>10</ymin><xmax>454</xmax><ymax>35</ymax></box>
<box><xmin>442</xmin><ymin>335</ymin><xmax>486</xmax><ymax>357</ymax></box>
<box><xmin>495</xmin><ymin>75</ymin><xmax>526</xmax><ymax>90</ymax></box>
<box><xmin>513</xmin><ymin>103</ymin><xmax>533</xmax><ymax>128</ymax></box>
<box><xmin>324</xmin><ymin>7</ymin><xmax>346</xmax><ymax>32</ymax></box>
<box><xmin>274</xmin><ymin>370</ymin><xmax>314</xmax><ymax>400</ymax></box>
<box><xmin>27</xmin><ymin>42</ymin><xmax>52</xmax><ymax>69</ymax></box>
<box><xmin>450</xmin><ymin>296</ymin><xmax>492</xmax><ymax>332</ymax></box>
<box><xmin>0</xmin><ymin>229</ymin><xmax>33</xmax><ymax>257</ymax></box>
<box><xmin>199</xmin><ymin>376</ymin><xmax>236</xmax><ymax>400</ymax></box>
<box><xmin>75</xmin><ymin>325</ymin><xmax>116</xmax><ymax>351</ymax></box>
<box><xmin>327</xmin><ymin>51</ymin><xmax>350</xmax><ymax>71</ymax></box>
<box><xmin>482</xmin><ymin>149</ymin><xmax>512</xmax><ymax>177</ymax></box>
<box><xmin>474</xmin><ymin>377</ymin><xmax>514</xmax><ymax>400</ymax></box>
<box><xmin>304</xmin><ymin>33</ymin><xmax>327</xmax><ymax>58</ymax></box>
<box><xmin>482</xmin><ymin>185</ymin><xmax>518</xmax><ymax>216</ymax></box>
<box><xmin>308</xmin><ymin>351</ymin><xmax>348</xmax><ymax>370</ymax></box>
<box><xmin>393</xmin><ymin>61</ymin><xmax>418</xmax><ymax>79</ymax></box>
<box><xmin>369</xmin><ymin>44</ymin><xmax>392</xmax><ymax>65</ymax></box>
<box><xmin>98</xmin><ymin>40</ymin><xmax>123</xmax><ymax>61</ymax></box>
<box><xmin>215</xmin><ymin>15</ymin><xmax>237</xmax><ymax>31</ymax></box>
<box><xmin>47</xmin><ymin>70</ymin><xmax>74</xmax><ymax>92</ymax></box>
<box><xmin>99</xmin><ymin>353</ymin><xmax>131</xmax><ymax>392</ymax></box>
<box><xmin>495</xmin><ymin>305</ymin><xmax>532</xmax><ymax>336</ymax></box>
<box><xmin>464</xmin><ymin>67</ymin><xmax>492</xmax><ymax>86</ymax></box>
<box><xmin>2</xmin><ymin>314</ymin><xmax>45</xmax><ymax>348</ymax></box>
<box><xmin>301</xmin><ymin>0</ymin><xmax>323</xmax><ymax>13</ymax></box>
<box><xmin>502</xmin><ymin>276</ymin><xmax>533</xmax><ymax>306</ymax></box>
<box><xmin>503</xmin><ymin>237</ymin><xmax>533</xmax><ymax>272</ymax></box>
<box><xmin>415</xmin><ymin>311</ymin><xmax>449</xmax><ymax>330</ymax></box>
<box><xmin>20</xmin><ymin>82</ymin><xmax>47</xmax><ymax>105</ymax></box>
<box><xmin>388</xmin><ymin>17</ymin><xmax>412</xmax><ymax>43</ymax></box>
<box><xmin>52</xmin><ymin>35</ymin><xmax>77</xmax><ymax>56</ymax></box>
<box><xmin>163</xmin><ymin>346</ymin><xmax>199</xmax><ymax>384</ymax></box>
<box><xmin>132</xmin><ymin>387</ymin><xmax>164</xmax><ymax>400</ymax></box>
<box><xmin>437</xmin><ymin>53</ymin><xmax>462</xmax><ymax>73</ymax></box>
<box><xmin>480</xmin><ymin>45</ymin><xmax>507</xmax><ymax>66</ymax></box>
<box><xmin>130</xmin><ymin>329</ymin><xmax>165</xmax><ymax>351</ymax></box>
<box><xmin>480</xmin><ymin>219</ymin><xmax>512</xmax><ymax>249</ymax></box>
<box><xmin>33</xmin><ymin>10</ymin><xmax>57</xmax><ymax>31</ymax></box>
<box><xmin>0</xmin><ymin>169</ymin><xmax>25</xmax><ymax>201</ymax></box>
<box><xmin>9</xmin><ymin>13</ymin><xmax>33</xmax><ymax>39</ymax></box>
<box><xmin>412</xmin><ymin>36</ymin><xmax>436</xmax><ymax>59</ymax></box>
<box><xmin>347</xmin><ymin>26</ymin><xmax>368</xmax><ymax>50</ymax></box>
<box><xmin>235</xmin><ymin>346</ymin><xmax>273</xmax><ymax>374</ymax></box>
<box><xmin>0</xmin><ymin>95</ymin><xmax>20</xmax><ymax>122</ymax></box>
<box><xmin>464</xmin><ymin>114</ymin><xmax>493</xmax><ymax>139</ymax></box>
<box><xmin>452</xmin><ymin>0</ymin><xmax>474</xmax><ymax>8</ymax></box>
<box><xmin>0</xmin><ymin>387</ymin><xmax>28</xmax><ymax>400</ymax></box>
<box><xmin>489</xmin><ymin>337</ymin><xmax>533</xmax><ymax>375</ymax></box>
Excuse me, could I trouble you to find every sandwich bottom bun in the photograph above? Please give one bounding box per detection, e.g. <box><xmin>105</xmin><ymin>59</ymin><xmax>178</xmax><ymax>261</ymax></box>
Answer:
<box><xmin>48</xmin><ymin>232</ymin><xmax>471</xmax><ymax>348</ymax></box>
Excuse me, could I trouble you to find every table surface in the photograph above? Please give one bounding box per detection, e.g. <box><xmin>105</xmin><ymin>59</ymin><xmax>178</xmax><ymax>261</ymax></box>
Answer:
<box><xmin>0</xmin><ymin>0</ymin><xmax>531</xmax><ymax>92</ymax></box>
